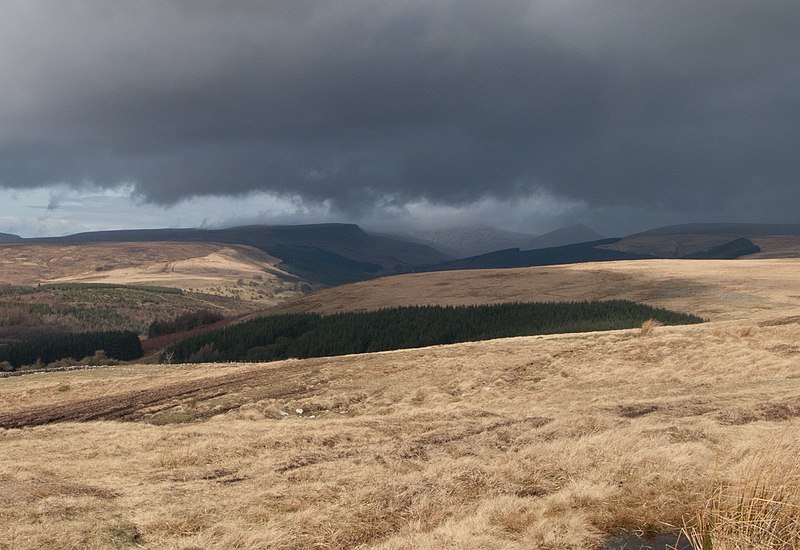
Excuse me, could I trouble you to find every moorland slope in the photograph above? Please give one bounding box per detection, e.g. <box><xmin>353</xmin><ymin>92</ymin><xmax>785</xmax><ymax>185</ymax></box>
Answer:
<box><xmin>1</xmin><ymin>260</ymin><xmax>800</xmax><ymax>549</ymax></box>
<box><xmin>0</xmin><ymin>242</ymin><xmax>305</xmax><ymax>340</ymax></box>
<box><xmin>274</xmin><ymin>258</ymin><xmax>800</xmax><ymax>322</ymax></box>
<box><xmin>0</xmin><ymin>241</ymin><xmax>306</xmax><ymax>304</ymax></box>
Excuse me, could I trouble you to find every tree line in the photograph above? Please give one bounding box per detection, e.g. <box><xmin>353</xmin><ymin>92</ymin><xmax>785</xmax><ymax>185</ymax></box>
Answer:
<box><xmin>162</xmin><ymin>300</ymin><xmax>704</xmax><ymax>364</ymax></box>
<box><xmin>0</xmin><ymin>330</ymin><xmax>143</xmax><ymax>370</ymax></box>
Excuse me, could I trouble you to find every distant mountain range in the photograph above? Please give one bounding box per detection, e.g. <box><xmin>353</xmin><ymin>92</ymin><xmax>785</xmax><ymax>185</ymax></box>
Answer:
<box><xmin>631</xmin><ymin>223</ymin><xmax>800</xmax><ymax>237</ymax></box>
<box><xmin>390</xmin><ymin>223</ymin><xmax>604</xmax><ymax>257</ymax></box>
<box><xmin>418</xmin><ymin>222</ymin><xmax>800</xmax><ymax>271</ymax></box>
<box><xmin>2</xmin><ymin>221</ymin><xmax>798</xmax><ymax>286</ymax></box>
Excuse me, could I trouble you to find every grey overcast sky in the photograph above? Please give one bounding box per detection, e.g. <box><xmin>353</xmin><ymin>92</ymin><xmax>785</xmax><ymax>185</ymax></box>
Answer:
<box><xmin>1</xmin><ymin>1</ymin><xmax>799</xmax><ymax>237</ymax></box>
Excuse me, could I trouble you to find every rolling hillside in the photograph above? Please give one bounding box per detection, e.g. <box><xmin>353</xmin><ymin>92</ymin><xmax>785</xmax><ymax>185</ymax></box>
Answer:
<box><xmin>30</xmin><ymin>224</ymin><xmax>448</xmax><ymax>285</ymax></box>
<box><xmin>0</xmin><ymin>242</ymin><xmax>304</xmax><ymax>341</ymax></box>
<box><xmin>418</xmin><ymin>223</ymin><xmax>800</xmax><ymax>272</ymax></box>
<box><xmin>9</xmin><ymin>222</ymin><xmax>800</xmax><ymax>291</ymax></box>
<box><xmin>1</xmin><ymin>259</ymin><xmax>799</xmax><ymax>548</ymax></box>
<box><xmin>0</xmin><ymin>242</ymin><xmax>305</xmax><ymax>303</ymax></box>
<box><xmin>272</xmin><ymin>258</ymin><xmax>800</xmax><ymax>322</ymax></box>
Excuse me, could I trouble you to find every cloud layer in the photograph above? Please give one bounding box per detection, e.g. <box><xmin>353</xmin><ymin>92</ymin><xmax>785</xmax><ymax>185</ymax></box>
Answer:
<box><xmin>1</xmin><ymin>1</ymin><xmax>799</xmax><ymax>231</ymax></box>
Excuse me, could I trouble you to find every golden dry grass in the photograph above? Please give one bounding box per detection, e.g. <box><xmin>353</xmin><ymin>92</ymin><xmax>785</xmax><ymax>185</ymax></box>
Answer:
<box><xmin>1</xmin><ymin>259</ymin><xmax>800</xmax><ymax>548</ymax></box>
<box><xmin>639</xmin><ymin>319</ymin><xmax>662</xmax><ymax>336</ymax></box>
<box><xmin>273</xmin><ymin>258</ymin><xmax>800</xmax><ymax>322</ymax></box>
<box><xmin>684</xmin><ymin>443</ymin><xmax>800</xmax><ymax>549</ymax></box>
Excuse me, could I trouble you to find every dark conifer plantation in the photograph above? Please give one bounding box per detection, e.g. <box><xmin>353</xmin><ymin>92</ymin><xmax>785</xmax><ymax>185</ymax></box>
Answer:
<box><xmin>163</xmin><ymin>301</ymin><xmax>703</xmax><ymax>364</ymax></box>
<box><xmin>0</xmin><ymin>331</ymin><xmax>143</xmax><ymax>370</ymax></box>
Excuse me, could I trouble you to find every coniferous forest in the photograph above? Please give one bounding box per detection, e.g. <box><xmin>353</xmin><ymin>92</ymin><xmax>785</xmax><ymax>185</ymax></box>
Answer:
<box><xmin>0</xmin><ymin>330</ymin><xmax>143</xmax><ymax>370</ymax></box>
<box><xmin>163</xmin><ymin>301</ymin><xmax>704</xmax><ymax>364</ymax></box>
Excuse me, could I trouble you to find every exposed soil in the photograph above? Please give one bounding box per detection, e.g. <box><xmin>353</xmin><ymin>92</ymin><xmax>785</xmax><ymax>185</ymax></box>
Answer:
<box><xmin>0</xmin><ymin>362</ymin><xmax>320</xmax><ymax>428</ymax></box>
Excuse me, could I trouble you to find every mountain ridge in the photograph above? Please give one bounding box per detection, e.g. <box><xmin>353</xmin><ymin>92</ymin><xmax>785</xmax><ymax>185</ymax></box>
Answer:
<box><xmin>0</xmin><ymin>232</ymin><xmax>22</xmax><ymax>243</ymax></box>
<box><xmin>5</xmin><ymin>221</ymin><xmax>800</xmax><ymax>286</ymax></box>
<box><xmin>630</xmin><ymin>222</ymin><xmax>800</xmax><ymax>237</ymax></box>
<box><xmin>384</xmin><ymin>223</ymin><xmax>605</xmax><ymax>257</ymax></box>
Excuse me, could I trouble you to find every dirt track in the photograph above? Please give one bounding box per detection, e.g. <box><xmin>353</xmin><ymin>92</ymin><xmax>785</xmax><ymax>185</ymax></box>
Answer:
<box><xmin>0</xmin><ymin>361</ymin><xmax>321</xmax><ymax>429</ymax></box>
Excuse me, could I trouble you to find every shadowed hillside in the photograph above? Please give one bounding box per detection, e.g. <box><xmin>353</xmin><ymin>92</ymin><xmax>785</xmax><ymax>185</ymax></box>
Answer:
<box><xmin>603</xmin><ymin>223</ymin><xmax>800</xmax><ymax>258</ymax></box>
<box><xmin>419</xmin><ymin>238</ymin><xmax>655</xmax><ymax>272</ymax></box>
<box><xmin>0</xmin><ymin>232</ymin><xmax>21</xmax><ymax>243</ymax></box>
<box><xmin>629</xmin><ymin>223</ymin><xmax>800</xmax><ymax>237</ymax></box>
<box><xmin>386</xmin><ymin>223</ymin><xmax>605</xmax><ymax>258</ymax></box>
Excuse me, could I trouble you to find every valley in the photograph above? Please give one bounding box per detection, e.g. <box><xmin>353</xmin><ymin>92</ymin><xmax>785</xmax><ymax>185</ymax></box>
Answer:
<box><xmin>4</xmin><ymin>4</ymin><xmax>799</xmax><ymax>548</ymax></box>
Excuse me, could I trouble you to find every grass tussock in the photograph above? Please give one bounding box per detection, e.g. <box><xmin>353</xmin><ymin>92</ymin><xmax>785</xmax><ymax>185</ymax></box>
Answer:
<box><xmin>685</xmin><ymin>444</ymin><xmax>800</xmax><ymax>550</ymax></box>
<box><xmin>639</xmin><ymin>318</ymin><xmax>662</xmax><ymax>336</ymax></box>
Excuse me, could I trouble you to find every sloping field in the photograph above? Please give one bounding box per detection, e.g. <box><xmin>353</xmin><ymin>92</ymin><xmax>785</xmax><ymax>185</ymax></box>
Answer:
<box><xmin>1</xmin><ymin>260</ymin><xmax>800</xmax><ymax>549</ymax></box>
<box><xmin>274</xmin><ymin>259</ymin><xmax>800</xmax><ymax>322</ymax></box>
<box><xmin>0</xmin><ymin>242</ymin><xmax>306</xmax><ymax>304</ymax></box>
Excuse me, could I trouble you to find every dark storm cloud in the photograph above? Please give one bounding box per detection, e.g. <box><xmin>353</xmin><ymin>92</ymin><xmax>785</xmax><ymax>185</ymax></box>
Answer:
<box><xmin>1</xmin><ymin>0</ymin><xmax>799</xmax><ymax>225</ymax></box>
